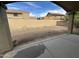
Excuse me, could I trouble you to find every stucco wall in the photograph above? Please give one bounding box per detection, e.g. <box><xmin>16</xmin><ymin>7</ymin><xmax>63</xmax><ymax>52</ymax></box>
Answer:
<box><xmin>0</xmin><ymin>8</ymin><xmax>13</xmax><ymax>53</ymax></box>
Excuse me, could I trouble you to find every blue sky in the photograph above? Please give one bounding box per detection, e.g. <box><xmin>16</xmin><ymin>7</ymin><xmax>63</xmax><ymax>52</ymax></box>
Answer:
<box><xmin>6</xmin><ymin>1</ymin><xmax>66</xmax><ymax>17</ymax></box>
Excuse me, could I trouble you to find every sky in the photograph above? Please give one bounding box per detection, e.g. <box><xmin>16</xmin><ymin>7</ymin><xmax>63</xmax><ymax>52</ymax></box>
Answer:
<box><xmin>6</xmin><ymin>1</ymin><xmax>66</xmax><ymax>17</ymax></box>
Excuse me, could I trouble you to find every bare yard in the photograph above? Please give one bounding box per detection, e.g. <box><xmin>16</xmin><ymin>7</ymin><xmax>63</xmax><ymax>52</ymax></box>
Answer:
<box><xmin>8</xmin><ymin>19</ymin><xmax>68</xmax><ymax>45</ymax></box>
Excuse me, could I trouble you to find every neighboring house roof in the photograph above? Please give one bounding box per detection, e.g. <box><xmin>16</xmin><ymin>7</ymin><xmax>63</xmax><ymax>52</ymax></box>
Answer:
<box><xmin>47</xmin><ymin>13</ymin><xmax>65</xmax><ymax>16</ymax></box>
<box><xmin>6</xmin><ymin>9</ymin><xmax>29</xmax><ymax>14</ymax></box>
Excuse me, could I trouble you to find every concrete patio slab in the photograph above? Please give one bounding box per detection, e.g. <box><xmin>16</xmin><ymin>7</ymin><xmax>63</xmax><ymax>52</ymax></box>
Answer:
<box><xmin>3</xmin><ymin>34</ymin><xmax>79</xmax><ymax>58</ymax></box>
<box><xmin>43</xmin><ymin>38</ymin><xmax>79</xmax><ymax>58</ymax></box>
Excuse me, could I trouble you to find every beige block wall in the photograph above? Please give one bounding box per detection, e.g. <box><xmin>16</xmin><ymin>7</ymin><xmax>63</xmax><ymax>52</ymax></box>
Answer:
<box><xmin>8</xmin><ymin>19</ymin><xmax>61</xmax><ymax>31</ymax></box>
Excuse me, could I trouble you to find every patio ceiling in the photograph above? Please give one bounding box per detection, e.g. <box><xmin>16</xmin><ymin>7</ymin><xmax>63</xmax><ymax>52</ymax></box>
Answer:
<box><xmin>53</xmin><ymin>1</ymin><xmax>79</xmax><ymax>12</ymax></box>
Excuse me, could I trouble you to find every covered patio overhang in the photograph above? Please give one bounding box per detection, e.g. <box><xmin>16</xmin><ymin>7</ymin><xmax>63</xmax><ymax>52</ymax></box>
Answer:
<box><xmin>0</xmin><ymin>1</ymin><xmax>79</xmax><ymax>53</ymax></box>
<box><xmin>53</xmin><ymin>1</ymin><xmax>79</xmax><ymax>12</ymax></box>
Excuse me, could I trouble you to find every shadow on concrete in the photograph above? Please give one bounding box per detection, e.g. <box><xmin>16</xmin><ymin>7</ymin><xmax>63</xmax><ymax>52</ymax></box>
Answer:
<box><xmin>14</xmin><ymin>44</ymin><xmax>46</xmax><ymax>58</ymax></box>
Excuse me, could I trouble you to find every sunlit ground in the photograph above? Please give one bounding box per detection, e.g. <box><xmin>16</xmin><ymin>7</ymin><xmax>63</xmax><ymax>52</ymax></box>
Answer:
<box><xmin>8</xmin><ymin>18</ymin><xmax>68</xmax><ymax>45</ymax></box>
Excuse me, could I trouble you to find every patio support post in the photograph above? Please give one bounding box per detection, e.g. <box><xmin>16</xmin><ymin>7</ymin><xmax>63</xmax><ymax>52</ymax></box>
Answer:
<box><xmin>0</xmin><ymin>3</ymin><xmax>13</xmax><ymax>53</ymax></box>
<box><xmin>68</xmin><ymin>11</ymin><xmax>75</xmax><ymax>34</ymax></box>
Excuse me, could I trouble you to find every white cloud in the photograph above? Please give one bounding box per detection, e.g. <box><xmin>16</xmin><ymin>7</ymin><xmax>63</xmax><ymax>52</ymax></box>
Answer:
<box><xmin>29</xmin><ymin>12</ymin><xmax>48</xmax><ymax>17</ymax></box>
<box><xmin>39</xmin><ymin>12</ymin><xmax>48</xmax><ymax>17</ymax></box>
<box><xmin>48</xmin><ymin>9</ymin><xmax>66</xmax><ymax>15</ymax></box>
<box><xmin>29</xmin><ymin>13</ymin><xmax>35</xmax><ymax>17</ymax></box>
<box><xmin>24</xmin><ymin>2</ymin><xmax>42</xmax><ymax>9</ymax></box>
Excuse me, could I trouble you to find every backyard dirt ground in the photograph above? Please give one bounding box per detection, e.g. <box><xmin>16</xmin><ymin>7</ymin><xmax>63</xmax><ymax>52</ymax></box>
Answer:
<box><xmin>9</xmin><ymin>26</ymin><xmax>68</xmax><ymax>45</ymax></box>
